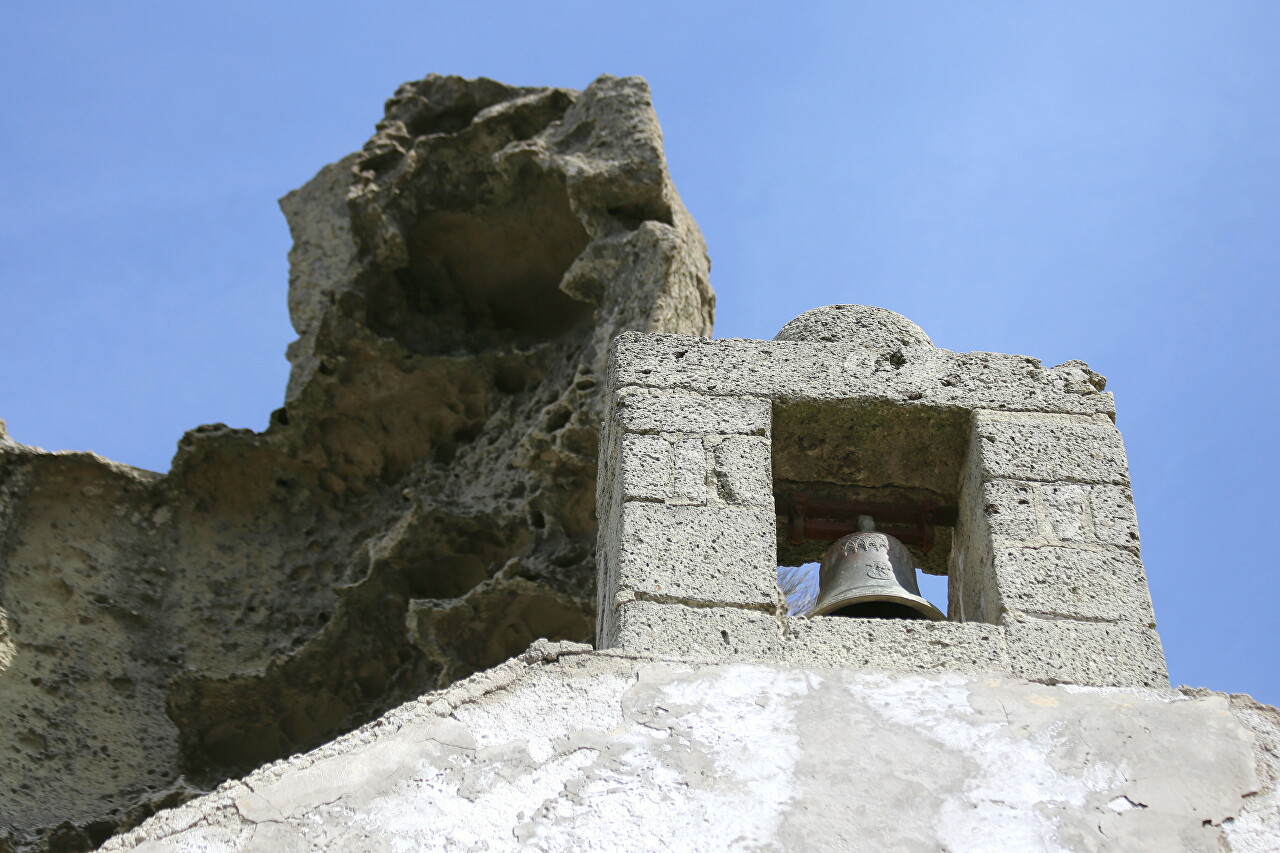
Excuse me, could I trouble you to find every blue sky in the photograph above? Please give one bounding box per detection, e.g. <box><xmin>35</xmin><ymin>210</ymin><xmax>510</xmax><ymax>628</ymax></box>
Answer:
<box><xmin>3</xmin><ymin>2</ymin><xmax>1278</xmax><ymax>704</ymax></box>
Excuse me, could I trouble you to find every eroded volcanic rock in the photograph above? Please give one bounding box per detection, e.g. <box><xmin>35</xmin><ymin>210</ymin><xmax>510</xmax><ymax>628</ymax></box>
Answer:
<box><xmin>0</xmin><ymin>73</ymin><xmax>712</xmax><ymax>852</ymax></box>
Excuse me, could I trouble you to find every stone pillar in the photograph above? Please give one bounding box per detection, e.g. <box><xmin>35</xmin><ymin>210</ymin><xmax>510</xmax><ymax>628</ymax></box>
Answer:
<box><xmin>953</xmin><ymin>409</ymin><xmax>1167</xmax><ymax>687</ymax></box>
<box><xmin>596</xmin><ymin>388</ymin><xmax>778</xmax><ymax>649</ymax></box>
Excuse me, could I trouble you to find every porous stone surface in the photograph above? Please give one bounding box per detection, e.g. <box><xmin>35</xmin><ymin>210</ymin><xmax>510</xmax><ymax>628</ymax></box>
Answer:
<box><xmin>0</xmin><ymin>73</ymin><xmax>712</xmax><ymax>851</ymax></box>
<box><xmin>605</xmin><ymin>599</ymin><xmax>1167</xmax><ymax>689</ymax></box>
<box><xmin>612</xmin><ymin>388</ymin><xmax>770</xmax><ymax>436</ymax></box>
<box><xmin>610</xmin><ymin>332</ymin><xmax>1115</xmax><ymax>414</ymax></box>
<box><xmin>608</xmin><ymin>601</ymin><xmax>1014</xmax><ymax>677</ymax></box>
<box><xmin>971</xmin><ymin>410</ymin><xmax>1131</xmax><ymax>486</ymax></box>
<box><xmin>596</xmin><ymin>318</ymin><xmax>1167</xmax><ymax>689</ymax></box>
<box><xmin>1003</xmin><ymin>620</ymin><xmax>1170</xmax><ymax>689</ymax></box>
<box><xmin>609</xmin><ymin>503</ymin><xmax>778</xmax><ymax>608</ymax></box>
<box><xmin>991</xmin><ymin>546</ymin><xmax>1156</xmax><ymax>625</ymax></box>
<box><xmin>773</xmin><ymin>303</ymin><xmax>933</xmax><ymax>350</ymax></box>
<box><xmin>101</xmin><ymin>644</ymin><xmax>1280</xmax><ymax>853</ymax></box>
<box><xmin>594</xmin><ymin>379</ymin><xmax>780</xmax><ymax>639</ymax></box>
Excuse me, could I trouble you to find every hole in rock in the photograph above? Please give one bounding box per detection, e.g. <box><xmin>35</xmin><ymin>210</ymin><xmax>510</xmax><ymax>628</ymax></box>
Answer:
<box><xmin>367</xmin><ymin>168</ymin><xmax>592</xmax><ymax>356</ymax></box>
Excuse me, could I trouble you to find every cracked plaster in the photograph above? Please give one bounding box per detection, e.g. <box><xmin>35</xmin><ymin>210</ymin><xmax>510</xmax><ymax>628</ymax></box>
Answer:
<box><xmin>103</xmin><ymin>642</ymin><xmax>1279</xmax><ymax>853</ymax></box>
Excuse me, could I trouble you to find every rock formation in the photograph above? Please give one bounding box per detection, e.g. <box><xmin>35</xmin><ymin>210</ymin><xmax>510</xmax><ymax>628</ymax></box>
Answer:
<box><xmin>0</xmin><ymin>73</ymin><xmax>712</xmax><ymax>852</ymax></box>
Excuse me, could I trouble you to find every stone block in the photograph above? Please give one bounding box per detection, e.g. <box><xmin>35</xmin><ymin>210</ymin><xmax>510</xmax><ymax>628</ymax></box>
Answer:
<box><xmin>1005</xmin><ymin>619</ymin><xmax>1169</xmax><ymax>688</ymax></box>
<box><xmin>771</xmin><ymin>399</ymin><xmax>968</xmax><ymax>495</ymax></box>
<box><xmin>618</xmin><ymin>434</ymin><xmax>674</xmax><ymax>502</ymax></box>
<box><xmin>992</xmin><ymin>546</ymin><xmax>1156</xmax><ymax>625</ymax></box>
<box><xmin>616</xmin><ymin>434</ymin><xmax>706</xmax><ymax>504</ymax></box>
<box><xmin>783</xmin><ymin>617</ymin><xmax>1010</xmax><ymax>675</ymax></box>
<box><xmin>1089</xmin><ymin>485</ymin><xmax>1141</xmax><ymax>551</ymax></box>
<box><xmin>608</xmin><ymin>502</ymin><xmax>777</xmax><ymax>608</ymax></box>
<box><xmin>605</xmin><ymin>600</ymin><xmax>1015</xmax><ymax>677</ymax></box>
<box><xmin>979</xmin><ymin>479</ymin><xmax>1039</xmax><ymax>540</ymax></box>
<box><xmin>614</xmin><ymin>388</ymin><xmax>769</xmax><ymax>436</ymax></box>
<box><xmin>610</xmin><ymin>333</ymin><xmax>1115</xmax><ymax>417</ymax></box>
<box><xmin>708</xmin><ymin>435</ymin><xmax>772</xmax><ymax>506</ymax></box>
<box><xmin>671</xmin><ymin>438</ymin><xmax>708</xmax><ymax>504</ymax></box>
<box><xmin>972</xmin><ymin>411</ymin><xmax>1130</xmax><ymax>485</ymax></box>
<box><xmin>595</xmin><ymin>410</ymin><xmax>622</xmax><ymax>506</ymax></box>
<box><xmin>1039</xmin><ymin>483</ymin><xmax>1092</xmax><ymax>543</ymax></box>
<box><xmin>947</xmin><ymin>474</ymin><xmax>1005</xmax><ymax>624</ymax></box>
<box><xmin>1037</xmin><ymin>482</ymin><xmax>1141</xmax><ymax>552</ymax></box>
<box><xmin>606</xmin><ymin>599</ymin><xmax>779</xmax><ymax>658</ymax></box>
<box><xmin>973</xmin><ymin>478</ymin><xmax>1142</xmax><ymax>553</ymax></box>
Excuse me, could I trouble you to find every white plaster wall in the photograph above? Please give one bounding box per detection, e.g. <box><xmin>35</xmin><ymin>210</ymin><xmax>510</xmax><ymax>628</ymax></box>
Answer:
<box><xmin>105</xmin><ymin>642</ymin><xmax>1279</xmax><ymax>853</ymax></box>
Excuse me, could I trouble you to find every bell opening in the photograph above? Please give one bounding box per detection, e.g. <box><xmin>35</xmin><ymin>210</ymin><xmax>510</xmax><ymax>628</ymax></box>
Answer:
<box><xmin>828</xmin><ymin>601</ymin><xmax>935</xmax><ymax>620</ymax></box>
<box><xmin>771</xmin><ymin>398</ymin><xmax>964</xmax><ymax>620</ymax></box>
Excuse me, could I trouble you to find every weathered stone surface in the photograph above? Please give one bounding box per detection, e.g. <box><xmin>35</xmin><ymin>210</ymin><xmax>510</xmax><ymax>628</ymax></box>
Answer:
<box><xmin>612</xmin><ymin>388</ymin><xmax>770</xmax><ymax>436</ymax></box>
<box><xmin>979</xmin><ymin>478</ymin><xmax>1042</xmax><ymax>540</ymax></box>
<box><xmin>785</xmin><ymin>615</ymin><xmax>1009</xmax><ymax>674</ymax></box>
<box><xmin>610</xmin><ymin>332</ymin><xmax>1116</xmax><ymax>415</ymax></box>
<box><xmin>991</xmin><ymin>545</ymin><xmax>1157</xmax><ymax>625</ymax></box>
<box><xmin>605</xmin><ymin>502</ymin><xmax>778</xmax><ymax>608</ymax></box>
<box><xmin>996</xmin><ymin>480</ymin><xmax>1144</xmax><ymax>553</ymax></box>
<box><xmin>609</xmin><ymin>599</ymin><xmax>1164</xmax><ymax>689</ymax></box>
<box><xmin>1089</xmin><ymin>485</ymin><xmax>1143</xmax><ymax>550</ymax></box>
<box><xmin>670</xmin><ymin>437</ymin><xmax>709</xmax><ymax>504</ymax></box>
<box><xmin>707</xmin><ymin>434</ymin><xmax>772</xmax><ymax>507</ymax></box>
<box><xmin>1004</xmin><ymin>619</ymin><xmax>1169</xmax><ymax>688</ymax></box>
<box><xmin>616</xmin><ymin>434</ymin><xmax>681</xmax><ymax>502</ymax></box>
<box><xmin>610</xmin><ymin>600</ymin><xmax>1010</xmax><ymax>675</ymax></box>
<box><xmin>606</xmin><ymin>599</ymin><xmax>781</xmax><ymax>658</ymax></box>
<box><xmin>0</xmin><ymin>73</ymin><xmax>712</xmax><ymax>851</ymax></box>
<box><xmin>1039</xmin><ymin>482</ymin><xmax>1095</xmax><ymax>542</ymax></box>
<box><xmin>972</xmin><ymin>410</ymin><xmax>1131</xmax><ymax>485</ymax></box>
<box><xmin>100</xmin><ymin>645</ymin><xmax>1279</xmax><ymax>852</ymax></box>
<box><xmin>773</xmin><ymin>303</ymin><xmax>934</xmax><ymax>350</ymax></box>
<box><xmin>772</xmin><ymin>398</ymin><xmax>969</xmax><ymax>494</ymax></box>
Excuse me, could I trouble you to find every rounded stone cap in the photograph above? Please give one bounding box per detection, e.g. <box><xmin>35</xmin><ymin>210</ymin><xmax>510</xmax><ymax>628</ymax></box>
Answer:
<box><xmin>773</xmin><ymin>305</ymin><xmax>933</xmax><ymax>350</ymax></box>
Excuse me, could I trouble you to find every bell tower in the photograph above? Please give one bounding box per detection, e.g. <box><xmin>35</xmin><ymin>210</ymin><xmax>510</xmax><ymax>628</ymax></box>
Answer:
<box><xmin>595</xmin><ymin>305</ymin><xmax>1168</xmax><ymax>688</ymax></box>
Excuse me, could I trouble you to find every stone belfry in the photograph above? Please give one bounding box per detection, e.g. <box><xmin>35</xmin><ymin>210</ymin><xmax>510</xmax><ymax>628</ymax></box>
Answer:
<box><xmin>596</xmin><ymin>303</ymin><xmax>1167</xmax><ymax>687</ymax></box>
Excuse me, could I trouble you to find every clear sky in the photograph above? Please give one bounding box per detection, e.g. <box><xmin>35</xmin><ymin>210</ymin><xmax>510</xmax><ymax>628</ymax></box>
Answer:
<box><xmin>3</xmin><ymin>2</ymin><xmax>1278</xmax><ymax>704</ymax></box>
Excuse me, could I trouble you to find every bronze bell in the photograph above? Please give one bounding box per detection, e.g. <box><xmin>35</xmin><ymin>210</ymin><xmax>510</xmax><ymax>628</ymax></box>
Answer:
<box><xmin>811</xmin><ymin>522</ymin><xmax>944</xmax><ymax>620</ymax></box>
